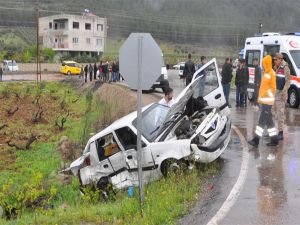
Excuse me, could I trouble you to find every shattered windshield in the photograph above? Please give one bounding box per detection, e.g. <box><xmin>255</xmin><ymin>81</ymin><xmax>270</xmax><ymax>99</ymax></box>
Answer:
<box><xmin>290</xmin><ymin>50</ymin><xmax>300</xmax><ymax>68</ymax></box>
<box><xmin>132</xmin><ymin>103</ymin><xmax>170</xmax><ymax>142</ymax></box>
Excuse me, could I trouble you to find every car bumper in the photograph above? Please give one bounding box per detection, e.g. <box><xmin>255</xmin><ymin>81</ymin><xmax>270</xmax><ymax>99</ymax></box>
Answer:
<box><xmin>191</xmin><ymin>118</ymin><xmax>231</xmax><ymax>163</ymax></box>
<box><xmin>152</xmin><ymin>79</ymin><xmax>169</xmax><ymax>89</ymax></box>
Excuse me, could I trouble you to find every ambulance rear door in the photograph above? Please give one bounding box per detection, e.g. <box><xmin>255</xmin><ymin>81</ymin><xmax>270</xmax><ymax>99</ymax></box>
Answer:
<box><xmin>244</xmin><ymin>44</ymin><xmax>263</xmax><ymax>100</ymax></box>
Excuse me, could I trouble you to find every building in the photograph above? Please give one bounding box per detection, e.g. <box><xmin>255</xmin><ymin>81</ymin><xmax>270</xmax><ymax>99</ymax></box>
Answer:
<box><xmin>39</xmin><ymin>13</ymin><xmax>107</xmax><ymax>59</ymax></box>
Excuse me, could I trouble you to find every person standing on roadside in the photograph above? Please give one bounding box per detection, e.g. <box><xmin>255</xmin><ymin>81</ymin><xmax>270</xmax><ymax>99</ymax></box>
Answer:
<box><xmin>84</xmin><ymin>64</ymin><xmax>88</xmax><ymax>83</ymax></box>
<box><xmin>253</xmin><ymin>58</ymin><xmax>262</xmax><ymax>108</ymax></box>
<box><xmin>248</xmin><ymin>55</ymin><xmax>278</xmax><ymax>147</ymax></box>
<box><xmin>93</xmin><ymin>63</ymin><xmax>98</xmax><ymax>80</ymax></box>
<box><xmin>89</xmin><ymin>64</ymin><xmax>93</xmax><ymax>82</ymax></box>
<box><xmin>183</xmin><ymin>53</ymin><xmax>196</xmax><ymax>86</ymax></box>
<box><xmin>221</xmin><ymin>57</ymin><xmax>233</xmax><ymax>107</ymax></box>
<box><xmin>273</xmin><ymin>53</ymin><xmax>291</xmax><ymax>141</ymax></box>
<box><xmin>0</xmin><ymin>65</ymin><xmax>3</xmax><ymax>82</ymax></box>
<box><xmin>235</xmin><ymin>58</ymin><xmax>249</xmax><ymax>107</ymax></box>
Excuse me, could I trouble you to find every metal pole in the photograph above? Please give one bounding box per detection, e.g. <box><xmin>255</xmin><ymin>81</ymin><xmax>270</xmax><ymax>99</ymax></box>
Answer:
<box><xmin>36</xmin><ymin>0</ymin><xmax>41</xmax><ymax>83</ymax></box>
<box><xmin>137</xmin><ymin>36</ymin><xmax>144</xmax><ymax>211</ymax></box>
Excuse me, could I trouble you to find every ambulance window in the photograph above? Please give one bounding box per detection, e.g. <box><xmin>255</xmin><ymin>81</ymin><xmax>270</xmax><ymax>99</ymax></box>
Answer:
<box><xmin>263</xmin><ymin>45</ymin><xmax>280</xmax><ymax>57</ymax></box>
<box><xmin>283</xmin><ymin>53</ymin><xmax>296</xmax><ymax>76</ymax></box>
<box><xmin>246</xmin><ymin>50</ymin><xmax>260</xmax><ymax>66</ymax></box>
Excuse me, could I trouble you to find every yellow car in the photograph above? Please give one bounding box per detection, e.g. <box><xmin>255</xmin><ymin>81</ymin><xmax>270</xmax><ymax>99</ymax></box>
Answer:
<box><xmin>60</xmin><ymin>61</ymin><xmax>81</xmax><ymax>75</ymax></box>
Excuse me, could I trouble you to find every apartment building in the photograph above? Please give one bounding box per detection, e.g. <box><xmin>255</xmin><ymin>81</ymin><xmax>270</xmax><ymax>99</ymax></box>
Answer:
<box><xmin>39</xmin><ymin>13</ymin><xmax>107</xmax><ymax>58</ymax></box>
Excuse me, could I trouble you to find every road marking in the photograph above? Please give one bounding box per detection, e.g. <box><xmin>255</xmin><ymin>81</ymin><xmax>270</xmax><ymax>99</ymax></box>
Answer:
<box><xmin>206</xmin><ymin>125</ymin><xmax>250</xmax><ymax>225</ymax></box>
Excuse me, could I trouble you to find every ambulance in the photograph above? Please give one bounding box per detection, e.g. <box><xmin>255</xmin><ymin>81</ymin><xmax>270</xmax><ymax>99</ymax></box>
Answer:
<box><xmin>244</xmin><ymin>32</ymin><xmax>300</xmax><ymax>108</ymax></box>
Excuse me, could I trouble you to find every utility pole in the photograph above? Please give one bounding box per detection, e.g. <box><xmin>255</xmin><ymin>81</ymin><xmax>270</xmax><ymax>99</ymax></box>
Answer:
<box><xmin>36</xmin><ymin>0</ymin><xmax>41</xmax><ymax>83</ymax></box>
<box><xmin>258</xmin><ymin>22</ymin><xmax>263</xmax><ymax>34</ymax></box>
<box><xmin>236</xmin><ymin>33</ymin><xmax>239</xmax><ymax>53</ymax></box>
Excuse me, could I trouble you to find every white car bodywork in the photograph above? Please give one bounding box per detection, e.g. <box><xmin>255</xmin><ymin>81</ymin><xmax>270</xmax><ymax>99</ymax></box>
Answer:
<box><xmin>3</xmin><ymin>60</ymin><xmax>19</xmax><ymax>72</ymax></box>
<box><xmin>68</xmin><ymin>58</ymin><xmax>231</xmax><ymax>190</ymax></box>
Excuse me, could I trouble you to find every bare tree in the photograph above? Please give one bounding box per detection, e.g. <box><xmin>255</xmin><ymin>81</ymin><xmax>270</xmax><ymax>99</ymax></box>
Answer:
<box><xmin>0</xmin><ymin>123</ymin><xmax>8</xmax><ymax>130</ymax></box>
<box><xmin>55</xmin><ymin>111</ymin><xmax>70</xmax><ymax>131</ymax></box>
<box><xmin>6</xmin><ymin>133</ymin><xmax>39</xmax><ymax>150</ymax></box>
<box><xmin>6</xmin><ymin>107</ymin><xmax>19</xmax><ymax>117</ymax></box>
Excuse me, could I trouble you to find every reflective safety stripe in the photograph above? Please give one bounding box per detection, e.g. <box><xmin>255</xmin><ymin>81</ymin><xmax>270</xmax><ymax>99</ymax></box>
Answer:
<box><xmin>276</xmin><ymin>74</ymin><xmax>285</xmax><ymax>78</ymax></box>
<box><xmin>256</xmin><ymin>126</ymin><xmax>264</xmax><ymax>133</ymax></box>
<box><xmin>268</xmin><ymin>128</ymin><xmax>277</xmax><ymax>133</ymax></box>
<box><xmin>267</xmin><ymin>89</ymin><xmax>274</xmax><ymax>97</ymax></box>
<box><xmin>258</xmin><ymin>97</ymin><xmax>275</xmax><ymax>102</ymax></box>
<box><xmin>264</xmin><ymin>73</ymin><xmax>271</xmax><ymax>79</ymax></box>
<box><xmin>255</xmin><ymin>129</ymin><xmax>263</xmax><ymax>137</ymax></box>
<box><xmin>269</xmin><ymin>131</ymin><xmax>277</xmax><ymax>136</ymax></box>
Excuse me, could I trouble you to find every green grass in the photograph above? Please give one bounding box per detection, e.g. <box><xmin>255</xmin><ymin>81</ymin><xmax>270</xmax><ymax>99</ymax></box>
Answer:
<box><xmin>3</xmin><ymin>163</ymin><xmax>219</xmax><ymax>225</ymax></box>
<box><xmin>104</xmin><ymin>38</ymin><xmax>237</xmax><ymax>65</ymax></box>
<box><xmin>0</xmin><ymin>81</ymin><xmax>220</xmax><ymax>225</ymax></box>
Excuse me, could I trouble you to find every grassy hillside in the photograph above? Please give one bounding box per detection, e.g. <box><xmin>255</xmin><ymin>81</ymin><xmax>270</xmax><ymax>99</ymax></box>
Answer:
<box><xmin>0</xmin><ymin>0</ymin><xmax>299</xmax><ymax>45</ymax></box>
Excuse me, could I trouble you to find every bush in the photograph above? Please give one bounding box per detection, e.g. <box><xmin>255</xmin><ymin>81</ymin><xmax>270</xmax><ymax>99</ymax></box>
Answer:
<box><xmin>0</xmin><ymin>173</ymin><xmax>57</xmax><ymax>220</ymax></box>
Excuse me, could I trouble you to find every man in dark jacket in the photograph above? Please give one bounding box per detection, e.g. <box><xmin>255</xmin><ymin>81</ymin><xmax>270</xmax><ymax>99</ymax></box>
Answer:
<box><xmin>89</xmin><ymin>64</ymin><xmax>93</xmax><ymax>82</ymax></box>
<box><xmin>84</xmin><ymin>65</ymin><xmax>88</xmax><ymax>83</ymax></box>
<box><xmin>183</xmin><ymin>53</ymin><xmax>196</xmax><ymax>86</ymax></box>
<box><xmin>235</xmin><ymin>58</ymin><xmax>249</xmax><ymax>107</ymax></box>
<box><xmin>221</xmin><ymin>57</ymin><xmax>233</xmax><ymax>107</ymax></box>
<box><xmin>253</xmin><ymin>58</ymin><xmax>261</xmax><ymax>107</ymax></box>
<box><xmin>93</xmin><ymin>63</ymin><xmax>98</xmax><ymax>80</ymax></box>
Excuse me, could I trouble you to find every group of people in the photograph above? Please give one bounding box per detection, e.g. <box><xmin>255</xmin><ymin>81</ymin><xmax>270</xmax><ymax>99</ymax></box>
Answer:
<box><xmin>180</xmin><ymin>52</ymin><xmax>291</xmax><ymax>148</ymax></box>
<box><xmin>248</xmin><ymin>53</ymin><xmax>290</xmax><ymax>147</ymax></box>
<box><xmin>80</xmin><ymin>61</ymin><xmax>120</xmax><ymax>83</ymax></box>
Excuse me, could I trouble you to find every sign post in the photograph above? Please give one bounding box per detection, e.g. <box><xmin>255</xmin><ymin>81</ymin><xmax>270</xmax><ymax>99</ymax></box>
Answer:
<box><xmin>119</xmin><ymin>33</ymin><xmax>163</xmax><ymax>211</ymax></box>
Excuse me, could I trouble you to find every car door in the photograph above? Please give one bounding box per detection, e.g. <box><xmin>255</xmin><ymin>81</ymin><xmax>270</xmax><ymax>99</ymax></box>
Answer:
<box><xmin>191</xmin><ymin>58</ymin><xmax>229</xmax><ymax>115</ymax></box>
<box><xmin>79</xmin><ymin>140</ymin><xmax>114</xmax><ymax>185</ymax></box>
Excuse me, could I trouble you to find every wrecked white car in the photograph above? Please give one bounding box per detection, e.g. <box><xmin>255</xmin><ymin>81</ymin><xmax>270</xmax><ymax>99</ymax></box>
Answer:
<box><xmin>68</xmin><ymin>58</ymin><xmax>231</xmax><ymax>190</ymax></box>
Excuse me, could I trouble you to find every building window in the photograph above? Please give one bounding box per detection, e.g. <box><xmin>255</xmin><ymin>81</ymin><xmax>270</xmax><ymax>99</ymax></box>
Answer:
<box><xmin>49</xmin><ymin>22</ymin><xmax>52</xmax><ymax>29</ymax></box>
<box><xmin>73</xmin><ymin>22</ymin><xmax>79</xmax><ymax>29</ymax></box>
<box><xmin>85</xmin><ymin>23</ymin><xmax>91</xmax><ymax>30</ymax></box>
<box><xmin>59</xmin><ymin>23</ymin><xmax>65</xmax><ymax>29</ymax></box>
<box><xmin>96</xmin><ymin>39</ymin><xmax>103</xmax><ymax>46</ymax></box>
<box><xmin>86</xmin><ymin>38</ymin><xmax>91</xmax><ymax>45</ymax></box>
<box><xmin>72</xmin><ymin>37</ymin><xmax>79</xmax><ymax>44</ymax></box>
<box><xmin>97</xmin><ymin>24</ymin><xmax>103</xmax><ymax>31</ymax></box>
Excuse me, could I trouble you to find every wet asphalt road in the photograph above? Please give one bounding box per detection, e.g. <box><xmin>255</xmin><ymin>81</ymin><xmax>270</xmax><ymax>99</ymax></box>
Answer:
<box><xmin>166</xmin><ymin>70</ymin><xmax>300</xmax><ymax>225</ymax></box>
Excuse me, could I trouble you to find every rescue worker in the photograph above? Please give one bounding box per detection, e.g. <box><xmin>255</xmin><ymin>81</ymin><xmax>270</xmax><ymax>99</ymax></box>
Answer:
<box><xmin>248</xmin><ymin>55</ymin><xmax>278</xmax><ymax>147</ymax></box>
<box><xmin>273</xmin><ymin>53</ymin><xmax>291</xmax><ymax>140</ymax></box>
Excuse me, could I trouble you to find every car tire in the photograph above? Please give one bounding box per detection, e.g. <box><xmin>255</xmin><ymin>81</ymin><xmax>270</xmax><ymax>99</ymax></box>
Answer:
<box><xmin>67</xmin><ymin>71</ymin><xmax>71</xmax><ymax>75</ymax></box>
<box><xmin>161</xmin><ymin>159</ymin><xmax>188</xmax><ymax>177</ymax></box>
<box><xmin>288</xmin><ymin>88</ymin><xmax>299</xmax><ymax>108</ymax></box>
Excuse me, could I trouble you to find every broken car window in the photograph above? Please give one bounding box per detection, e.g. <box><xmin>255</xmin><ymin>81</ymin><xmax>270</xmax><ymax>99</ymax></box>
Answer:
<box><xmin>193</xmin><ymin>63</ymin><xmax>219</xmax><ymax>98</ymax></box>
<box><xmin>133</xmin><ymin>104</ymin><xmax>169</xmax><ymax>141</ymax></box>
<box><xmin>95</xmin><ymin>134</ymin><xmax>121</xmax><ymax>161</ymax></box>
<box><xmin>115</xmin><ymin>127</ymin><xmax>137</xmax><ymax>150</ymax></box>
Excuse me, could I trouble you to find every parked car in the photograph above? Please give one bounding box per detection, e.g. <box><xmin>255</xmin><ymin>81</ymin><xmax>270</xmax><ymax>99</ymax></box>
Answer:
<box><xmin>173</xmin><ymin>62</ymin><xmax>185</xmax><ymax>70</ymax></box>
<box><xmin>178</xmin><ymin>63</ymin><xmax>185</xmax><ymax>78</ymax></box>
<box><xmin>151</xmin><ymin>66</ymin><xmax>169</xmax><ymax>92</ymax></box>
<box><xmin>67</xmin><ymin>58</ymin><xmax>231</xmax><ymax>192</ymax></box>
<box><xmin>3</xmin><ymin>60</ymin><xmax>18</xmax><ymax>72</ymax></box>
<box><xmin>60</xmin><ymin>61</ymin><xmax>81</xmax><ymax>75</ymax></box>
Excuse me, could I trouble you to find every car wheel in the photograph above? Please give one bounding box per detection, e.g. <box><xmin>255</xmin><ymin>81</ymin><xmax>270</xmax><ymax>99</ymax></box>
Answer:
<box><xmin>161</xmin><ymin>159</ymin><xmax>188</xmax><ymax>177</ymax></box>
<box><xmin>96</xmin><ymin>177</ymin><xmax>115</xmax><ymax>201</ymax></box>
<box><xmin>288</xmin><ymin>88</ymin><xmax>299</xmax><ymax>108</ymax></box>
<box><xmin>67</xmin><ymin>71</ymin><xmax>71</xmax><ymax>75</ymax></box>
